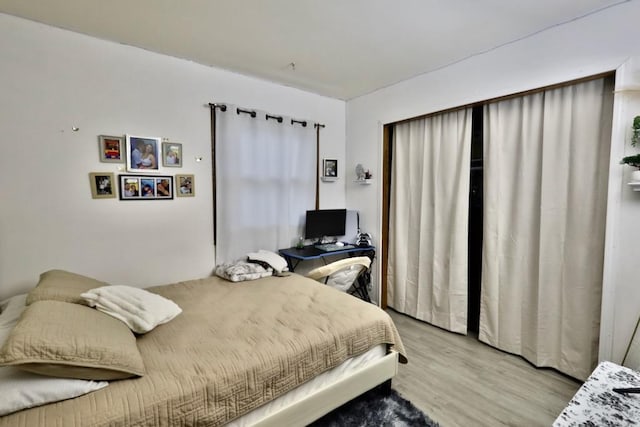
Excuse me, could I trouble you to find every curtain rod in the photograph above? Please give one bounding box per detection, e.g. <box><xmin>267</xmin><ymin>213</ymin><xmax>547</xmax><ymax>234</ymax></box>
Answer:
<box><xmin>388</xmin><ymin>71</ymin><xmax>614</xmax><ymax>127</ymax></box>
<box><xmin>208</xmin><ymin>102</ymin><xmax>325</xmax><ymax>128</ymax></box>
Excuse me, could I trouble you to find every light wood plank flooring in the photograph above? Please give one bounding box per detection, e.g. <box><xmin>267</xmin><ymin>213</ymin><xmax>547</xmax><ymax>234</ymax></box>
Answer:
<box><xmin>388</xmin><ymin>309</ymin><xmax>581</xmax><ymax>427</ymax></box>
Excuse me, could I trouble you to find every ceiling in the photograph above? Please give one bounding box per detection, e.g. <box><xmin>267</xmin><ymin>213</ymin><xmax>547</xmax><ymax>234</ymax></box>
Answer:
<box><xmin>0</xmin><ymin>0</ymin><xmax>628</xmax><ymax>100</ymax></box>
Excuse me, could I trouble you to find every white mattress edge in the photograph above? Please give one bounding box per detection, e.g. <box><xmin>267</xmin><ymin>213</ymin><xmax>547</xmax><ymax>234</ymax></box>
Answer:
<box><xmin>228</xmin><ymin>344</ymin><xmax>387</xmax><ymax>426</ymax></box>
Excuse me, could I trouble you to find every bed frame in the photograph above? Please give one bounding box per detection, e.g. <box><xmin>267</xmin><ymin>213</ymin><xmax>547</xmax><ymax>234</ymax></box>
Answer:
<box><xmin>254</xmin><ymin>351</ymin><xmax>399</xmax><ymax>426</ymax></box>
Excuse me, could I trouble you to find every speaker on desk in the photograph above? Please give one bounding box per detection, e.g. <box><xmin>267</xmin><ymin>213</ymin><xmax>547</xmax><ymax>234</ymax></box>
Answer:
<box><xmin>356</xmin><ymin>232</ymin><xmax>372</xmax><ymax>247</ymax></box>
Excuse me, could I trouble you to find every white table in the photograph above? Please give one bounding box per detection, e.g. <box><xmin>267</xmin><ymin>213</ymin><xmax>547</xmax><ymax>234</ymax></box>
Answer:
<box><xmin>554</xmin><ymin>361</ymin><xmax>640</xmax><ymax>426</ymax></box>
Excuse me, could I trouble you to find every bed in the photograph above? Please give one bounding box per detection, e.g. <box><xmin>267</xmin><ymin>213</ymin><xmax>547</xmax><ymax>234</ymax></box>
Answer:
<box><xmin>0</xmin><ymin>271</ymin><xmax>406</xmax><ymax>426</ymax></box>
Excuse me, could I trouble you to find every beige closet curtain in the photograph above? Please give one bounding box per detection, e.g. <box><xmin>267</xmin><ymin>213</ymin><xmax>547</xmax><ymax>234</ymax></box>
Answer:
<box><xmin>388</xmin><ymin>109</ymin><xmax>472</xmax><ymax>334</ymax></box>
<box><xmin>480</xmin><ymin>77</ymin><xmax>614</xmax><ymax>380</ymax></box>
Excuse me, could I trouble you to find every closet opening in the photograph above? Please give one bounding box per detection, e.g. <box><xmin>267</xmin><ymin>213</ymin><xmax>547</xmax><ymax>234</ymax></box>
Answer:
<box><xmin>381</xmin><ymin>124</ymin><xmax>393</xmax><ymax>309</ymax></box>
<box><xmin>382</xmin><ymin>71</ymin><xmax>614</xmax><ymax>380</ymax></box>
<box><xmin>467</xmin><ymin>105</ymin><xmax>483</xmax><ymax>335</ymax></box>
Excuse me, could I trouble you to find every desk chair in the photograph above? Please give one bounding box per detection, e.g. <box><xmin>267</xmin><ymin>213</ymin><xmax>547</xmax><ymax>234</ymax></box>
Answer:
<box><xmin>306</xmin><ymin>256</ymin><xmax>371</xmax><ymax>301</ymax></box>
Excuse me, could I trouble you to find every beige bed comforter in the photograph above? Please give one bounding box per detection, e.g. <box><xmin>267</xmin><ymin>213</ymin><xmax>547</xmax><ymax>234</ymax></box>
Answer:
<box><xmin>1</xmin><ymin>274</ymin><xmax>405</xmax><ymax>426</ymax></box>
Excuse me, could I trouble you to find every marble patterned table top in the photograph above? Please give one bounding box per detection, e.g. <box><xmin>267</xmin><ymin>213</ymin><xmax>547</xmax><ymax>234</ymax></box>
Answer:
<box><xmin>554</xmin><ymin>361</ymin><xmax>640</xmax><ymax>426</ymax></box>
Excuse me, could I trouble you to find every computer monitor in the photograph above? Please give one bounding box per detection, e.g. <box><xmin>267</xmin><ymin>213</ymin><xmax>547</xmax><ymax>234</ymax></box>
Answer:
<box><xmin>305</xmin><ymin>209</ymin><xmax>347</xmax><ymax>242</ymax></box>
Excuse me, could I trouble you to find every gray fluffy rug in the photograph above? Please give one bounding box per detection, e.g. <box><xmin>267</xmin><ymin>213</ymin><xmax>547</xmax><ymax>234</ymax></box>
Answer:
<box><xmin>308</xmin><ymin>386</ymin><xmax>439</xmax><ymax>427</ymax></box>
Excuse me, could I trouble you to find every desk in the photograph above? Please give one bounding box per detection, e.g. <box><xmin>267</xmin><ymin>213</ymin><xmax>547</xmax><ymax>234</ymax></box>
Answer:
<box><xmin>553</xmin><ymin>361</ymin><xmax>640</xmax><ymax>426</ymax></box>
<box><xmin>279</xmin><ymin>245</ymin><xmax>376</xmax><ymax>302</ymax></box>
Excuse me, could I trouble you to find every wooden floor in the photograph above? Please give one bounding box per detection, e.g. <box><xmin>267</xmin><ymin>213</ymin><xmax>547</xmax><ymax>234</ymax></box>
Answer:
<box><xmin>388</xmin><ymin>309</ymin><xmax>582</xmax><ymax>427</ymax></box>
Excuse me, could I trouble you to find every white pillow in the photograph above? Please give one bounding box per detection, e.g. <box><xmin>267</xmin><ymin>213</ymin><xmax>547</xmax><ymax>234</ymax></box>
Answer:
<box><xmin>0</xmin><ymin>369</ymin><xmax>107</xmax><ymax>416</ymax></box>
<box><xmin>0</xmin><ymin>294</ymin><xmax>108</xmax><ymax>416</ymax></box>
<box><xmin>81</xmin><ymin>285</ymin><xmax>182</xmax><ymax>334</ymax></box>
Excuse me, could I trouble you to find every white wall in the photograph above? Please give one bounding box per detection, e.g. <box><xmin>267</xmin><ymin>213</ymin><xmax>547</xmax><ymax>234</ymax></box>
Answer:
<box><xmin>602</xmin><ymin>56</ymin><xmax>640</xmax><ymax>365</ymax></box>
<box><xmin>0</xmin><ymin>13</ymin><xmax>345</xmax><ymax>300</ymax></box>
<box><xmin>346</xmin><ymin>1</ymin><xmax>640</xmax><ymax>363</ymax></box>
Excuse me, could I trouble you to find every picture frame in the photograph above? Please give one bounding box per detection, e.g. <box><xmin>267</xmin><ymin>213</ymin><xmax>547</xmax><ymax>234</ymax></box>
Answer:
<box><xmin>89</xmin><ymin>172</ymin><xmax>116</xmax><ymax>199</ymax></box>
<box><xmin>118</xmin><ymin>175</ymin><xmax>173</xmax><ymax>200</ymax></box>
<box><xmin>162</xmin><ymin>142</ymin><xmax>183</xmax><ymax>167</ymax></box>
<box><xmin>323</xmin><ymin>159</ymin><xmax>338</xmax><ymax>178</ymax></box>
<box><xmin>98</xmin><ymin>135</ymin><xmax>125</xmax><ymax>163</ymax></box>
<box><xmin>126</xmin><ymin>135</ymin><xmax>161</xmax><ymax>172</ymax></box>
<box><xmin>176</xmin><ymin>174</ymin><xmax>195</xmax><ymax>197</ymax></box>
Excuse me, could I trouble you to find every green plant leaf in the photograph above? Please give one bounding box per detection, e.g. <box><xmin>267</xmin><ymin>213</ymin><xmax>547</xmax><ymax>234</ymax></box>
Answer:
<box><xmin>621</xmin><ymin>153</ymin><xmax>640</xmax><ymax>168</ymax></box>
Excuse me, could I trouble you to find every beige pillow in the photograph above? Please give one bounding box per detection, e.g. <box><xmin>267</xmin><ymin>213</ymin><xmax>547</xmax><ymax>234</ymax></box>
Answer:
<box><xmin>0</xmin><ymin>300</ymin><xmax>145</xmax><ymax>380</ymax></box>
<box><xmin>27</xmin><ymin>269</ymin><xmax>109</xmax><ymax>305</ymax></box>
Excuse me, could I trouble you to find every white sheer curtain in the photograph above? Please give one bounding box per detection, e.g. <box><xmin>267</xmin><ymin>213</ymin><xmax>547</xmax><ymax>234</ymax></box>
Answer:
<box><xmin>388</xmin><ymin>109</ymin><xmax>472</xmax><ymax>334</ymax></box>
<box><xmin>480</xmin><ymin>77</ymin><xmax>614</xmax><ymax>380</ymax></box>
<box><xmin>216</xmin><ymin>106</ymin><xmax>316</xmax><ymax>263</ymax></box>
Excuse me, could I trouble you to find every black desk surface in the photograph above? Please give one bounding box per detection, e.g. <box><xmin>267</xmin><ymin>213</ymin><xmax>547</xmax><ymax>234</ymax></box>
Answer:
<box><xmin>279</xmin><ymin>245</ymin><xmax>375</xmax><ymax>260</ymax></box>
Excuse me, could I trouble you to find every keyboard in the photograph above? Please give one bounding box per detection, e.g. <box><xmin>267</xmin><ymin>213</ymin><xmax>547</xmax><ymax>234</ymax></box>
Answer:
<box><xmin>314</xmin><ymin>243</ymin><xmax>356</xmax><ymax>252</ymax></box>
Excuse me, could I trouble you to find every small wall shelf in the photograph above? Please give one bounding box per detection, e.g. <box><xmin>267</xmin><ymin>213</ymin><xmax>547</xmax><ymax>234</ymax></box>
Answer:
<box><xmin>628</xmin><ymin>182</ymin><xmax>640</xmax><ymax>191</ymax></box>
<box><xmin>354</xmin><ymin>179</ymin><xmax>372</xmax><ymax>185</ymax></box>
<box><xmin>321</xmin><ymin>176</ymin><xmax>338</xmax><ymax>182</ymax></box>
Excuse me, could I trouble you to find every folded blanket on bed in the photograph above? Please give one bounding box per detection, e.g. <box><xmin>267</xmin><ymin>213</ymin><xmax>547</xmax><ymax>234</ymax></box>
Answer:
<box><xmin>215</xmin><ymin>261</ymin><xmax>273</xmax><ymax>282</ymax></box>
<box><xmin>246</xmin><ymin>250</ymin><xmax>289</xmax><ymax>273</ymax></box>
